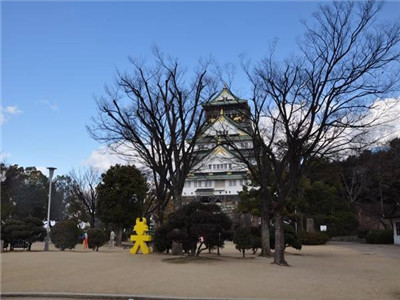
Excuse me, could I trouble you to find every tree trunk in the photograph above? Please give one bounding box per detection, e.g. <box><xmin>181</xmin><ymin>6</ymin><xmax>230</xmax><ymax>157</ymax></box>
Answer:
<box><xmin>90</xmin><ymin>214</ymin><xmax>95</xmax><ymax>228</ymax></box>
<box><xmin>242</xmin><ymin>249</ymin><xmax>245</xmax><ymax>258</ymax></box>
<box><xmin>115</xmin><ymin>225</ymin><xmax>123</xmax><ymax>247</ymax></box>
<box><xmin>158</xmin><ymin>208</ymin><xmax>164</xmax><ymax>225</ymax></box>
<box><xmin>196</xmin><ymin>242</ymin><xmax>206</xmax><ymax>256</ymax></box>
<box><xmin>260</xmin><ymin>194</ymin><xmax>271</xmax><ymax>256</ymax></box>
<box><xmin>171</xmin><ymin>241</ymin><xmax>183</xmax><ymax>255</ymax></box>
<box><xmin>173</xmin><ymin>191</ymin><xmax>181</xmax><ymax>212</ymax></box>
<box><xmin>273</xmin><ymin>212</ymin><xmax>288</xmax><ymax>266</ymax></box>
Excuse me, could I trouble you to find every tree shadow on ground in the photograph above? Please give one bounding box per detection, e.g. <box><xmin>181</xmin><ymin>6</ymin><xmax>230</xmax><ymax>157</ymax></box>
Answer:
<box><xmin>162</xmin><ymin>256</ymin><xmax>222</xmax><ymax>264</ymax></box>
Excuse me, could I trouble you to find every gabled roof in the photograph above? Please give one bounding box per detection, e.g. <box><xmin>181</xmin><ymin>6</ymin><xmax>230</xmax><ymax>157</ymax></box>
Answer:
<box><xmin>204</xmin><ymin>86</ymin><xmax>247</xmax><ymax>107</ymax></box>
<box><xmin>193</xmin><ymin>144</ymin><xmax>236</xmax><ymax>168</ymax></box>
<box><xmin>202</xmin><ymin>111</ymin><xmax>250</xmax><ymax>137</ymax></box>
<box><xmin>193</xmin><ymin>144</ymin><xmax>247</xmax><ymax>168</ymax></box>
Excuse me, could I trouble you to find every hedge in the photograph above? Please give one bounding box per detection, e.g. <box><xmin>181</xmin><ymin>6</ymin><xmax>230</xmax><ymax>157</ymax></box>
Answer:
<box><xmin>299</xmin><ymin>231</ymin><xmax>329</xmax><ymax>245</ymax></box>
<box><xmin>365</xmin><ymin>230</ymin><xmax>393</xmax><ymax>244</ymax></box>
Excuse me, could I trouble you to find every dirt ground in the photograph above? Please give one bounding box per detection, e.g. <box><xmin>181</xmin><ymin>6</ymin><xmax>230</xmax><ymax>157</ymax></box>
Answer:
<box><xmin>1</xmin><ymin>241</ymin><xmax>400</xmax><ymax>300</ymax></box>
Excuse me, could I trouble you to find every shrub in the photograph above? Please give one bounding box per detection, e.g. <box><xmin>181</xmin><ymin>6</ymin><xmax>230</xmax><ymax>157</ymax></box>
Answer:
<box><xmin>365</xmin><ymin>230</ymin><xmax>393</xmax><ymax>244</ymax></box>
<box><xmin>299</xmin><ymin>231</ymin><xmax>329</xmax><ymax>245</ymax></box>
<box><xmin>233</xmin><ymin>226</ymin><xmax>253</xmax><ymax>258</ymax></box>
<box><xmin>50</xmin><ymin>220</ymin><xmax>82</xmax><ymax>250</ymax></box>
<box><xmin>250</xmin><ymin>226</ymin><xmax>261</xmax><ymax>253</ymax></box>
<box><xmin>313</xmin><ymin>212</ymin><xmax>358</xmax><ymax>237</ymax></box>
<box><xmin>167</xmin><ymin>228</ymin><xmax>187</xmax><ymax>243</ymax></box>
<box><xmin>2</xmin><ymin>217</ymin><xmax>46</xmax><ymax>250</ymax></box>
<box><xmin>153</xmin><ymin>202</ymin><xmax>232</xmax><ymax>256</ymax></box>
<box><xmin>357</xmin><ymin>230</ymin><xmax>369</xmax><ymax>239</ymax></box>
<box><xmin>88</xmin><ymin>228</ymin><xmax>106</xmax><ymax>251</ymax></box>
<box><xmin>270</xmin><ymin>224</ymin><xmax>302</xmax><ymax>250</ymax></box>
<box><xmin>330</xmin><ymin>212</ymin><xmax>358</xmax><ymax>236</ymax></box>
<box><xmin>153</xmin><ymin>224</ymin><xmax>172</xmax><ymax>253</ymax></box>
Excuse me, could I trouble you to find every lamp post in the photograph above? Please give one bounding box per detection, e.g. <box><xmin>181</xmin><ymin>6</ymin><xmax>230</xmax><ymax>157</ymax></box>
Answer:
<box><xmin>44</xmin><ymin>167</ymin><xmax>56</xmax><ymax>251</ymax></box>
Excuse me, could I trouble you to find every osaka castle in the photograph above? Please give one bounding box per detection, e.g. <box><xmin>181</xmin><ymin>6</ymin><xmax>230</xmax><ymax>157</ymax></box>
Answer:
<box><xmin>182</xmin><ymin>86</ymin><xmax>253</xmax><ymax>215</ymax></box>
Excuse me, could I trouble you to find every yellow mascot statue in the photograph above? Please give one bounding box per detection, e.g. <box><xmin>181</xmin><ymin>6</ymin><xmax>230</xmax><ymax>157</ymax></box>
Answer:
<box><xmin>130</xmin><ymin>217</ymin><xmax>152</xmax><ymax>254</ymax></box>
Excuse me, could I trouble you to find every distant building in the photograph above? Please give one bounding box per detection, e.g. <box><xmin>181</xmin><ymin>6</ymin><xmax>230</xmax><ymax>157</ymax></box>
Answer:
<box><xmin>385</xmin><ymin>208</ymin><xmax>400</xmax><ymax>245</ymax></box>
<box><xmin>182</xmin><ymin>86</ymin><xmax>253</xmax><ymax>216</ymax></box>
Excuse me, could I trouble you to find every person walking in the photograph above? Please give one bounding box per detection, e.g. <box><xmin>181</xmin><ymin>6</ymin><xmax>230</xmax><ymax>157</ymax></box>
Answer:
<box><xmin>83</xmin><ymin>232</ymin><xmax>89</xmax><ymax>249</ymax></box>
<box><xmin>109</xmin><ymin>230</ymin><xmax>115</xmax><ymax>249</ymax></box>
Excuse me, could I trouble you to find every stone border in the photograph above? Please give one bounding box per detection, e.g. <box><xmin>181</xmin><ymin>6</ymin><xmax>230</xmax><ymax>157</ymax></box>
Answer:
<box><xmin>0</xmin><ymin>293</ymin><xmax>274</xmax><ymax>300</ymax></box>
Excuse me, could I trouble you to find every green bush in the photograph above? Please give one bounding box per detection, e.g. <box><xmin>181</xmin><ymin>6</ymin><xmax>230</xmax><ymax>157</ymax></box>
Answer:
<box><xmin>250</xmin><ymin>226</ymin><xmax>261</xmax><ymax>253</ymax></box>
<box><xmin>270</xmin><ymin>224</ymin><xmax>302</xmax><ymax>250</ymax></box>
<box><xmin>299</xmin><ymin>231</ymin><xmax>329</xmax><ymax>245</ymax></box>
<box><xmin>88</xmin><ymin>228</ymin><xmax>106</xmax><ymax>251</ymax></box>
<box><xmin>153</xmin><ymin>202</ymin><xmax>232</xmax><ymax>256</ymax></box>
<box><xmin>247</xmin><ymin>224</ymin><xmax>302</xmax><ymax>252</ymax></box>
<box><xmin>357</xmin><ymin>230</ymin><xmax>369</xmax><ymax>239</ymax></box>
<box><xmin>50</xmin><ymin>220</ymin><xmax>82</xmax><ymax>250</ymax></box>
<box><xmin>153</xmin><ymin>224</ymin><xmax>172</xmax><ymax>253</ymax></box>
<box><xmin>233</xmin><ymin>226</ymin><xmax>253</xmax><ymax>258</ymax></box>
<box><xmin>312</xmin><ymin>212</ymin><xmax>358</xmax><ymax>237</ymax></box>
<box><xmin>2</xmin><ymin>217</ymin><xmax>46</xmax><ymax>250</ymax></box>
<box><xmin>167</xmin><ymin>228</ymin><xmax>187</xmax><ymax>243</ymax></box>
<box><xmin>365</xmin><ymin>230</ymin><xmax>393</xmax><ymax>244</ymax></box>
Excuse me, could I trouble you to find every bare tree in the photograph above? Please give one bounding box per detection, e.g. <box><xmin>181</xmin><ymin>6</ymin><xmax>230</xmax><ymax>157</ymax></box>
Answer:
<box><xmin>243</xmin><ymin>1</ymin><xmax>400</xmax><ymax>265</ymax></box>
<box><xmin>69</xmin><ymin>168</ymin><xmax>100</xmax><ymax>228</ymax></box>
<box><xmin>219</xmin><ymin>108</ymin><xmax>274</xmax><ymax>257</ymax></box>
<box><xmin>88</xmin><ymin>49</ymin><xmax>217</xmax><ymax>219</ymax></box>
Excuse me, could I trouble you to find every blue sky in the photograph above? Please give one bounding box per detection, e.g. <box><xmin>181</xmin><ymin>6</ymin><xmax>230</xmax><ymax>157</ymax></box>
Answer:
<box><xmin>2</xmin><ymin>1</ymin><xmax>400</xmax><ymax>177</ymax></box>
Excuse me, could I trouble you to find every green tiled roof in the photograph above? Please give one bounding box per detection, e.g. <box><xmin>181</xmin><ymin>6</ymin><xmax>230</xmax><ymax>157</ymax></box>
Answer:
<box><xmin>203</xmin><ymin>87</ymin><xmax>247</xmax><ymax>107</ymax></box>
<box><xmin>200</xmin><ymin>113</ymin><xmax>251</xmax><ymax>137</ymax></box>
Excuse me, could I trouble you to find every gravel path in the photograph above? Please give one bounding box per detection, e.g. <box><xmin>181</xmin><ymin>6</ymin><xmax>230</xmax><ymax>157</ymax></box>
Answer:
<box><xmin>1</xmin><ymin>241</ymin><xmax>400</xmax><ymax>300</ymax></box>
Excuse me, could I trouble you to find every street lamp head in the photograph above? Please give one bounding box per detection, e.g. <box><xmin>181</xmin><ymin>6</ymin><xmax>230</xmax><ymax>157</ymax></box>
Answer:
<box><xmin>47</xmin><ymin>167</ymin><xmax>57</xmax><ymax>178</ymax></box>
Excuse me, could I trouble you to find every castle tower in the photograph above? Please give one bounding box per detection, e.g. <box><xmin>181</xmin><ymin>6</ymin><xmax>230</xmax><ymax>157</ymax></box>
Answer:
<box><xmin>182</xmin><ymin>86</ymin><xmax>253</xmax><ymax>216</ymax></box>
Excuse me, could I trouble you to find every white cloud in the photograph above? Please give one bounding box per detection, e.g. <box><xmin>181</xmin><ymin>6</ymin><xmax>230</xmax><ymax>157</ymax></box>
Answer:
<box><xmin>4</xmin><ymin>106</ymin><xmax>23</xmax><ymax>115</ymax></box>
<box><xmin>364</xmin><ymin>97</ymin><xmax>400</xmax><ymax>145</ymax></box>
<box><xmin>0</xmin><ymin>105</ymin><xmax>23</xmax><ymax>124</ymax></box>
<box><xmin>0</xmin><ymin>151</ymin><xmax>11</xmax><ymax>163</ymax></box>
<box><xmin>36</xmin><ymin>166</ymin><xmax>49</xmax><ymax>176</ymax></box>
<box><xmin>84</xmin><ymin>143</ymin><xmax>148</xmax><ymax>173</ymax></box>
<box><xmin>256</xmin><ymin>96</ymin><xmax>400</xmax><ymax>157</ymax></box>
<box><xmin>84</xmin><ymin>146</ymin><xmax>129</xmax><ymax>172</ymax></box>
<box><xmin>39</xmin><ymin>100</ymin><xmax>59</xmax><ymax>111</ymax></box>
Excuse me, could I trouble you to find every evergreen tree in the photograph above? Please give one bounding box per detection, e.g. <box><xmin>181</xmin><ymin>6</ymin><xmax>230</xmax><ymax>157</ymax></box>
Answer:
<box><xmin>96</xmin><ymin>164</ymin><xmax>148</xmax><ymax>246</ymax></box>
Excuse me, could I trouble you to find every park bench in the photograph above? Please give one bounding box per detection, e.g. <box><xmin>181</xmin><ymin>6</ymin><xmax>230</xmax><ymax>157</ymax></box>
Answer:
<box><xmin>10</xmin><ymin>240</ymin><xmax>32</xmax><ymax>251</ymax></box>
